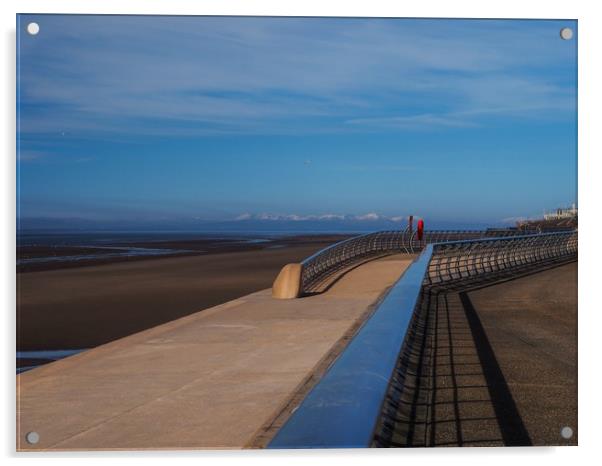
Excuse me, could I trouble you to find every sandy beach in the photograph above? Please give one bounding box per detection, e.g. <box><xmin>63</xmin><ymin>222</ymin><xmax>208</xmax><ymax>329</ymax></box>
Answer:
<box><xmin>17</xmin><ymin>236</ymin><xmax>345</xmax><ymax>352</ymax></box>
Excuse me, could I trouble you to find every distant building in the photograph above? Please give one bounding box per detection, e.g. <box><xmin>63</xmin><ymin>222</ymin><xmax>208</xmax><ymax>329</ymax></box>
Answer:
<box><xmin>517</xmin><ymin>203</ymin><xmax>577</xmax><ymax>231</ymax></box>
<box><xmin>543</xmin><ymin>203</ymin><xmax>578</xmax><ymax>221</ymax></box>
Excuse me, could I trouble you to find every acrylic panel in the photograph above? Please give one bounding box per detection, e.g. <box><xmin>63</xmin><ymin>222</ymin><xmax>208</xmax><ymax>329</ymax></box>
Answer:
<box><xmin>16</xmin><ymin>15</ymin><xmax>577</xmax><ymax>450</ymax></box>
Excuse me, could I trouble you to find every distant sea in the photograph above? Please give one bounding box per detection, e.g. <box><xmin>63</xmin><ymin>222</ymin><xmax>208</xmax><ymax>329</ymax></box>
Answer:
<box><xmin>16</xmin><ymin>225</ymin><xmax>496</xmax><ymax>267</ymax></box>
<box><xmin>17</xmin><ymin>229</ymin><xmax>353</xmax><ymax>247</ymax></box>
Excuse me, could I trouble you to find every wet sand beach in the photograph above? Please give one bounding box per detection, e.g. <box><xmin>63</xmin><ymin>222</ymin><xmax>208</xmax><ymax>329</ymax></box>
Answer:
<box><xmin>17</xmin><ymin>235</ymin><xmax>347</xmax><ymax>352</ymax></box>
<box><xmin>17</xmin><ymin>234</ymin><xmax>349</xmax><ymax>273</ymax></box>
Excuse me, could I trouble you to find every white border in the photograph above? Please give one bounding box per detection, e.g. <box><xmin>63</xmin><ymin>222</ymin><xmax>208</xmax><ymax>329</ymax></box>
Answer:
<box><xmin>2</xmin><ymin>1</ymin><xmax>600</xmax><ymax>465</ymax></box>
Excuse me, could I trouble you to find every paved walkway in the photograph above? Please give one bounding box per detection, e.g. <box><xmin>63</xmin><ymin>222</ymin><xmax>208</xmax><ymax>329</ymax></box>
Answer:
<box><xmin>374</xmin><ymin>262</ymin><xmax>577</xmax><ymax>447</ymax></box>
<box><xmin>17</xmin><ymin>254</ymin><xmax>412</xmax><ymax>450</ymax></box>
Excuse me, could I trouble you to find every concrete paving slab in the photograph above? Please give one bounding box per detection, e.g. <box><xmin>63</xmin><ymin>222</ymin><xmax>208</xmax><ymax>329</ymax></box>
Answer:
<box><xmin>17</xmin><ymin>254</ymin><xmax>412</xmax><ymax>450</ymax></box>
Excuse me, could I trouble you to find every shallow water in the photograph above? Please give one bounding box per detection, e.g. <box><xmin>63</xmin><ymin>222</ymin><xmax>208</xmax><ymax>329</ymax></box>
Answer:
<box><xmin>17</xmin><ymin>246</ymin><xmax>195</xmax><ymax>266</ymax></box>
<box><xmin>17</xmin><ymin>349</ymin><xmax>87</xmax><ymax>374</ymax></box>
<box><xmin>16</xmin><ymin>231</ymin><xmax>276</xmax><ymax>266</ymax></box>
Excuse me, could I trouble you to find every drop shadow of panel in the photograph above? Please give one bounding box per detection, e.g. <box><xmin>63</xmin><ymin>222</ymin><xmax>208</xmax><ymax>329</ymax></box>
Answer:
<box><xmin>458</xmin><ymin>291</ymin><xmax>533</xmax><ymax>446</ymax></box>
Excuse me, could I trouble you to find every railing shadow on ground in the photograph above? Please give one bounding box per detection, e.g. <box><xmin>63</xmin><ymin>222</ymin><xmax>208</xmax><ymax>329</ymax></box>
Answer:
<box><xmin>373</xmin><ymin>284</ymin><xmax>538</xmax><ymax>447</ymax></box>
<box><xmin>458</xmin><ymin>291</ymin><xmax>532</xmax><ymax>446</ymax></box>
<box><xmin>374</xmin><ymin>254</ymin><xmax>576</xmax><ymax>447</ymax></box>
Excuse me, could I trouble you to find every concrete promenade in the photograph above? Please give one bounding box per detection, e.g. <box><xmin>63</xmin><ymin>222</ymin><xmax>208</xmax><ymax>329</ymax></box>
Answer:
<box><xmin>17</xmin><ymin>254</ymin><xmax>412</xmax><ymax>450</ymax></box>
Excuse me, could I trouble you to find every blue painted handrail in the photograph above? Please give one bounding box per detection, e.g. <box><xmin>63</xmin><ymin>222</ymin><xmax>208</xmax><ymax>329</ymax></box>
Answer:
<box><xmin>268</xmin><ymin>245</ymin><xmax>434</xmax><ymax>448</ymax></box>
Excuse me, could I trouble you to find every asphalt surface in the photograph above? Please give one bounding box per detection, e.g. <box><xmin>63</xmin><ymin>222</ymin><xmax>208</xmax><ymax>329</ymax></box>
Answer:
<box><xmin>375</xmin><ymin>261</ymin><xmax>577</xmax><ymax>447</ymax></box>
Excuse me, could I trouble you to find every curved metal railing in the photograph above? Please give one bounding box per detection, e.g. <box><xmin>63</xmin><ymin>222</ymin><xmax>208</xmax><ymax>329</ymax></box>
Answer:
<box><xmin>299</xmin><ymin>228</ymin><xmax>536</xmax><ymax>293</ymax></box>
<box><xmin>427</xmin><ymin>230</ymin><xmax>578</xmax><ymax>290</ymax></box>
<box><xmin>268</xmin><ymin>230</ymin><xmax>577</xmax><ymax>448</ymax></box>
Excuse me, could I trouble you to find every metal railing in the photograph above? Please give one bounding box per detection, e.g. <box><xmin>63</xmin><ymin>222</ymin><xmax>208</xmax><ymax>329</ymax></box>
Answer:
<box><xmin>427</xmin><ymin>231</ymin><xmax>578</xmax><ymax>291</ymax></box>
<box><xmin>268</xmin><ymin>245</ymin><xmax>435</xmax><ymax>449</ymax></box>
<box><xmin>299</xmin><ymin>229</ymin><xmax>535</xmax><ymax>293</ymax></box>
<box><xmin>268</xmin><ymin>230</ymin><xmax>577</xmax><ymax>448</ymax></box>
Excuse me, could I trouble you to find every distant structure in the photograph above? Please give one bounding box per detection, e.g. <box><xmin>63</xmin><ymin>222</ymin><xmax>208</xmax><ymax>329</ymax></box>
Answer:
<box><xmin>543</xmin><ymin>203</ymin><xmax>578</xmax><ymax>221</ymax></box>
<box><xmin>517</xmin><ymin>203</ymin><xmax>578</xmax><ymax>231</ymax></box>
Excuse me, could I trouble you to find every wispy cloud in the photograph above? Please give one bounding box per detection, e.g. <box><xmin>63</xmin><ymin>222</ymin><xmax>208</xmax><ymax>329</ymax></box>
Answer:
<box><xmin>18</xmin><ymin>16</ymin><xmax>576</xmax><ymax>138</ymax></box>
<box><xmin>347</xmin><ymin>114</ymin><xmax>478</xmax><ymax>130</ymax></box>
<box><xmin>17</xmin><ymin>149</ymin><xmax>96</xmax><ymax>164</ymax></box>
<box><xmin>333</xmin><ymin>163</ymin><xmax>416</xmax><ymax>172</ymax></box>
<box><xmin>18</xmin><ymin>150</ymin><xmax>46</xmax><ymax>161</ymax></box>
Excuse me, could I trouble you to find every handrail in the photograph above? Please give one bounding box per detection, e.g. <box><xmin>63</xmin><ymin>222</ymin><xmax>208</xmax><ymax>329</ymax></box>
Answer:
<box><xmin>268</xmin><ymin>245</ymin><xmax>434</xmax><ymax>449</ymax></box>
<box><xmin>427</xmin><ymin>230</ymin><xmax>578</xmax><ymax>289</ymax></box>
<box><xmin>267</xmin><ymin>230</ymin><xmax>577</xmax><ymax>448</ymax></box>
<box><xmin>298</xmin><ymin>229</ymin><xmax>538</xmax><ymax>294</ymax></box>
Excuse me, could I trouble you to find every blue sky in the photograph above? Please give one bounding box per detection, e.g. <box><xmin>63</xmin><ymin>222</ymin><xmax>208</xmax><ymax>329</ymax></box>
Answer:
<box><xmin>17</xmin><ymin>16</ymin><xmax>577</xmax><ymax>228</ymax></box>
